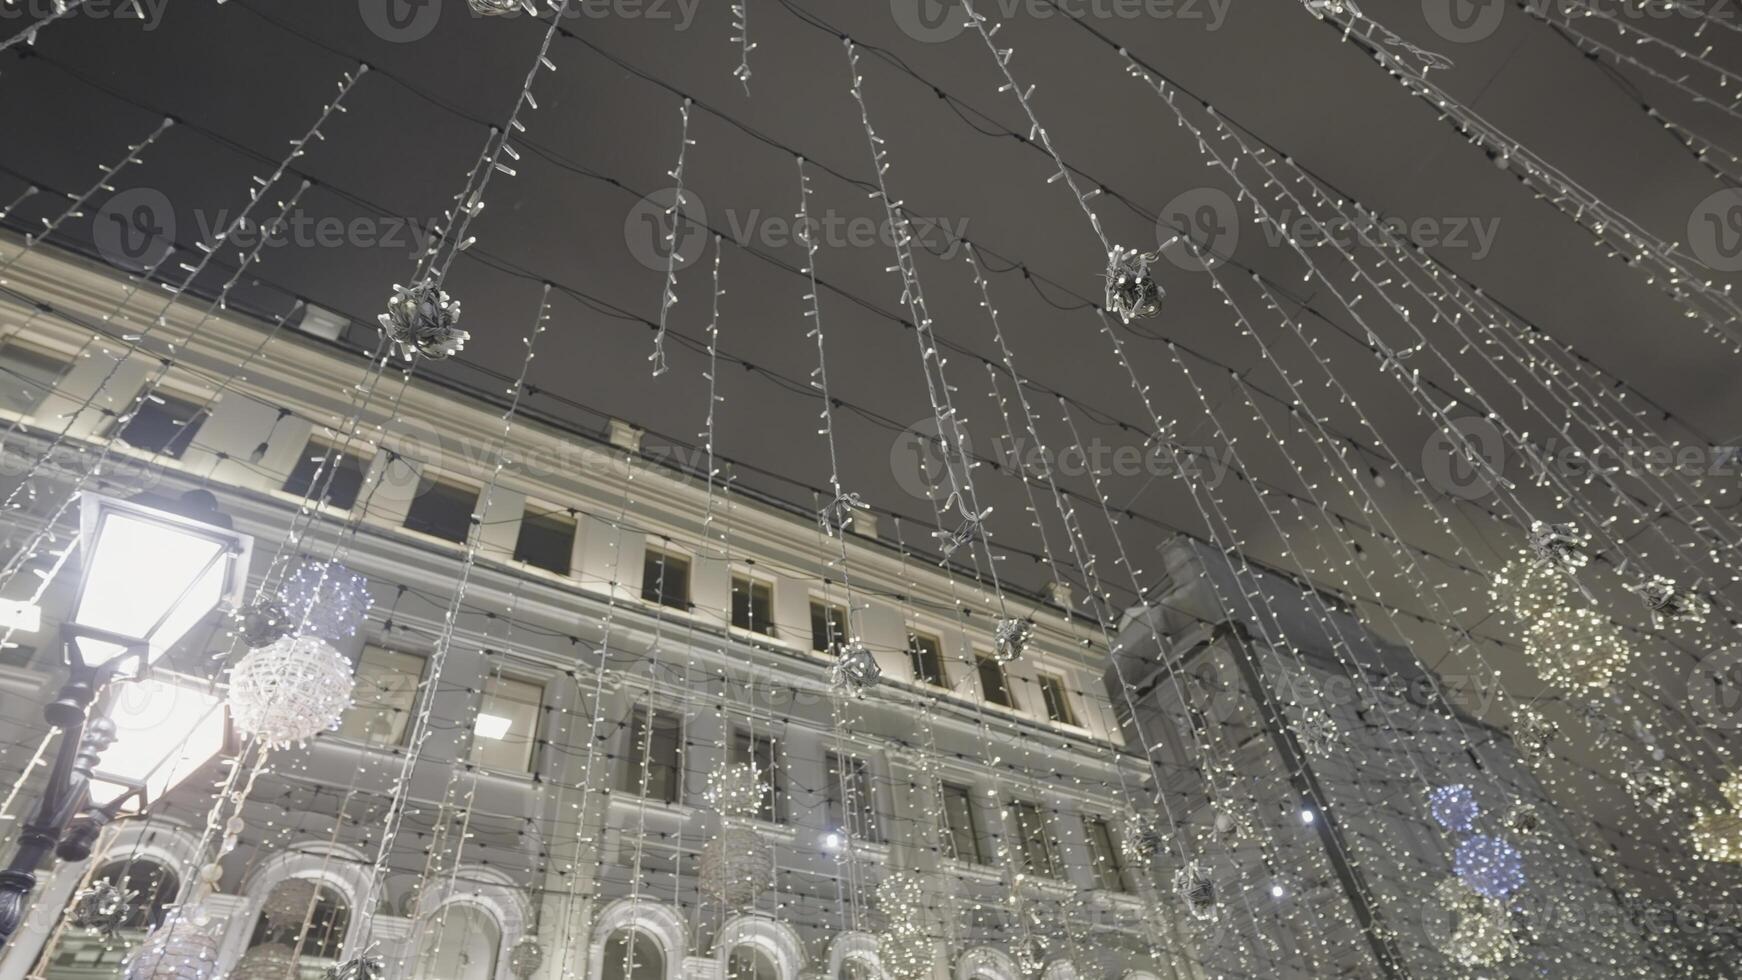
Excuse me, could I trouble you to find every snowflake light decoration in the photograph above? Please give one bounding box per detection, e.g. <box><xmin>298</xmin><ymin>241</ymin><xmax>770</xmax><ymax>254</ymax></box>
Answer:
<box><xmin>1172</xmin><ymin>861</ymin><xmax>1219</xmax><ymax>922</ymax></box>
<box><xmin>324</xmin><ymin>953</ymin><xmax>385</xmax><ymax>980</ymax></box>
<box><xmin>1294</xmin><ymin>709</ymin><xmax>1339</xmax><ymax>757</ymax></box>
<box><xmin>831</xmin><ymin>639</ymin><xmax>881</xmax><ymax>696</ymax></box>
<box><xmin>1104</xmin><ymin>245</ymin><xmax>1164</xmax><ymax>323</ymax></box>
<box><xmin>1510</xmin><ymin>707</ymin><xmax>1558</xmax><ymax>762</ymax></box>
<box><xmin>992</xmin><ymin>618</ymin><xmax>1033</xmax><ymax>664</ymax></box>
<box><xmin>1622</xmin><ymin>761</ymin><xmax>1682</xmax><ymax>813</ymax></box>
<box><xmin>931</xmin><ymin>492</ymin><xmax>992</xmax><ymax>564</ymax></box>
<box><xmin>817</xmin><ymin>491</ymin><xmax>866</xmax><ymax>537</ymax></box>
<box><xmin>228</xmin><ymin>635</ymin><xmax>355</xmax><ymax>748</ymax></box>
<box><xmin>1527</xmin><ymin>520</ymin><xmax>1590</xmax><ymax>573</ymax></box>
<box><xmin>69</xmin><ymin>879</ymin><xmax>135</xmax><ymax>938</ymax></box>
<box><xmin>1628</xmin><ymin>574</ymin><xmax>1709</xmax><ymax>630</ymax></box>
<box><xmin>378</xmin><ymin>280</ymin><xmax>468</xmax><ymax>361</ymax></box>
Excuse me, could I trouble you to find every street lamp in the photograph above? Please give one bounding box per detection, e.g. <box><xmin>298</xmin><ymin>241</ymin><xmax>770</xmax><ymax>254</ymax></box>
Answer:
<box><xmin>0</xmin><ymin>489</ymin><xmax>251</xmax><ymax>949</ymax></box>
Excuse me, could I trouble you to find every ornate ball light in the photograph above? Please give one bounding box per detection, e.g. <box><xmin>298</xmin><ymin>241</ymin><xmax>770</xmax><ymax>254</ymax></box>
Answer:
<box><xmin>1104</xmin><ymin>245</ymin><xmax>1164</xmax><ymax>323</ymax></box>
<box><xmin>260</xmin><ymin>878</ymin><xmax>320</xmax><ymax>931</ymax></box>
<box><xmin>1429</xmin><ymin>784</ymin><xmax>1480</xmax><ymax>834</ymax></box>
<box><xmin>1523</xmin><ymin>605</ymin><xmax>1634</xmax><ymax>695</ymax></box>
<box><xmin>1489</xmin><ymin>557</ymin><xmax>1572</xmax><ymax>622</ymax></box>
<box><xmin>508</xmin><ymin>936</ymin><xmax>544</xmax><ymax>980</ymax></box>
<box><xmin>378</xmin><ymin>280</ymin><xmax>468</xmax><ymax>361</ymax></box>
<box><xmin>68</xmin><ymin>879</ymin><xmax>135</xmax><ymax>938</ymax></box>
<box><xmin>1172</xmin><ymin>860</ymin><xmax>1219</xmax><ymax>923</ymax></box>
<box><xmin>228</xmin><ymin>635</ymin><xmax>355</xmax><ymax>748</ymax></box>
<box><xmin>1429</xmin><ymin>877</ymin><xmax>1517</xmax><ymax>968</ymax></box>
<box><xmin>698</xmin><ymin>824</ymin><xmax>774</xmax><ymax>907</ymax></box>
<box><xmin>122</xmin><ymin>913</ymin><xmax>224</xmax><ymax>980</ymax></box>
<box><xmin>280</xmin><ymin>560</ymin><xmax>375</xmax><ymax>642</ymax></box>
<box><xmin>1454</xmin><ymin>835</ymin><xmax>1526</xmax><ymax>899</ymax></box>
<box><xmin>1690</xmin><ymin>809</ymin><xmax>1742</xmax><ymax>864</ymax></box>
<box><xmin>831</xmin><ymin>640</ymin><xmax>881</xmax><ymax>696</ymax></box>
<box><xmin>876</xmin><ymin>871</ymin><xmax>932</xmax><ymax>980</ymax></box>
<box><xmin>992</xmin><ymin>618</ymin><xmax>1033</xmax><ymax>664</ymax></box>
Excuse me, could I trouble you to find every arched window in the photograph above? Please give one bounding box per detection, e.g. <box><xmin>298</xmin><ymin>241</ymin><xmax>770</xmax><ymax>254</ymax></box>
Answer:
<box><xmin>45</xmin><ymin>859</ymin><xmax>179</xmax><ymax>977</ymax></box>
<box><xmin>727</xmin><ymin>945</ymin><xmax>780</xmax><ymax>980</ymax></box>
<box><xmin>412</xmin><ymin>903</ymin><xmax>501</xmax><ymax>980</ymax></box>
<box><xmin>238</xmin><ymin>879</ymin><xmax>351</xmax><ymax>980</ymax></box>
<box><xmin>840</xmin><ymin>955</ymin><xmax>880</xmax><ymax>980</ymax></box>
<box><xmin>600</xmin><ymin>929</ymin><xmax>665</xmax><ymax>980</ymax></box>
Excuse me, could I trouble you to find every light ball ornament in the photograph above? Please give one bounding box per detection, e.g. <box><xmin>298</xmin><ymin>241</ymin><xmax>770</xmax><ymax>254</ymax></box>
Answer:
<box><xmin>830</xmin><ymin>639</ymin><xmax>881</xmax><ymax>695</ymax></box>
<box><xmin>699</xmin><ymin>762</ymin><xmax>774</xmax><ymax>907</ymax></box>
<box><xmin>704</xmin><ymin>762</ymin><xmax>766</xmax><ymax>818</ymax></box>
<box><xmin>875</xmin><ymin>871</ymin><xmax>932</xmax><ymax>980</ymax></box>
<box><xmin>1628</xmin><ymin>573</ymin><xmax>1709</xmax><ymax>630</ymax></box>
<box><xmin>1104</xmin><ymin>245</ymin><xmax>1164</xmax><ymax>323</ymax></box>
<box><xmin>1522</xmin><ymin>605</ymin><xmax>1634</xmax><ymax>695</ymax></box>
<box><xmin>1454</xmin><ymin>835</ymin><xmax>1526</xmax><ymax>899</ymax></box>
<box><xmin>1428</xmin><ymin>784</ymin><xmax>1479</xmax><ymax>834</ymax></box>
<box><xmin>1489</xmin><ymin>557</ymin><xmax>1572</xmax><ymax>622</ymax></box>
<box><xmin>508</xmin><ymin>936</ymin><xmax>544</xmax><ymax>980</ymax></box>
<box><xmin>1527</xmin><ymin>520</ymin><xmax>1590</xmax><ymax>573</ymax></box>
<box><xmin>1504</xmin><ymin>803</ymin><xmax>1541</xmax><ymax>838</ymax></box>
<box><xmin>324</xmin><ymin>954</ymin><xmax>385</xmax><ymax>980</ymax></box>
<box><xmin>1428</xmin><ymin>877</ymin><xmax>1517</xmax><ymax>968</ymax></box>
<box><xmin>260</xmin><ymin>878</ymin><xmax>320</xmax><ymax>931</ymax></box>
<box><xmin>236</xmin><ymin>598</ymin><xmax>291</xmax><ymax>648</ymax></box>
<box><xmin>1510</xmin><ymin>707</ymin><xmax>1558</xmax><ymax>762</ymax></box>
<box><xmin>280</xmin><ymin>560</ymin><xmax>375</xmax><ymax>642</ymax></box>
<box><xmin>1172</xmin><ymin>860</ymin><xmax>1219</xmax><ymax>923</ymax></box>
<box><xmin>68</xmin><ymin>879</ymin><xmax>136</xmax><ymax>938</ymax></box>
<box><xmin>378</xmin><ymin>280</ymin><xmax>468</xmax><ymax>361</ymax></box>
<box><xmin>228</xmin><ymin>636</ymin><xmax>355</xmax><ymax>749</ymax></box>
<box><xmin>992</xmin><ymin>617</ymin><xmax>1033</xmax><ymax>664</ymax></box>
<box><xmin>122</xmin><ymin>913</ymin><xmax>224</xmax><ymax>980</ymax></box>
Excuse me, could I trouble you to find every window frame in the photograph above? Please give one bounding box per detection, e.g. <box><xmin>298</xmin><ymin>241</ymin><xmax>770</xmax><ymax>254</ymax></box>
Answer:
<box><xmin>468</xmin><ymin>672</ymin><xmax>545</xmax><ymax>774</ymax></box>
<box><xmin>334</xmin><ymin>644</ymin><xmax>427</xmax><ymax>748</ymax></box>
<box><xmin>1036</xmin><ymin>672</ymin><xmax>1080</xmax><ymax>727</ymax></box>
<box><xmin>939</xmin><ymin>781</ymin><xmax>987</xmax><ymax>865</ymax></box>
<box><xmin>824</xmin><ymin>751</ymin><xmax>881</xmax><ymax>844</ymax></box>
<box><xmin>513</xmin><ymin>504</ymin><xmax>577</xmax><ymax>576</ymax></box>
<box><xmin>402</xmin><ymin>474</ymin><xmax>481</xmax><ymax>544</ymax></box>
<box><xmin>280</xmin><ymin>434</ymin><xmax>371</xmax><ymax>511</ymax></box>
<box><xmin>107</xmin><ymin>386</ymin><xmax>210</xmax><ymax>460</ymax></box>
<box><xmin>975</xmin><ymin>651</ymin><xmax>1016</xmax><ymax>709</ymax></box>
<box><xmin>907</xmin><ymin>631</ymin><xmax>948</xmax><ymax>688</ymax></box>
<box><xmin>728</xmin><ymin>727</ymin><xmax>785</xmax><ymax>824</ymax></box>
<box><xmin>621</xmin><ymin>705</ymin><xmax>685</xmax><ymax>805</ymax></box>
<box><xmin>730</xmin><ymin>571</ymin><xmax>776</xmax><ymax>637</ymax></box>
<box><xmin>640</xmin><ymin>545</ymin><xmax>692</xmax><ymax>611</ymax></box>
<box><xmin>1081</xmin><ymin>814</ymin><xmax>1134</xmax><ymax>893</ymax></box>
<box><xmin>809</xmin><ymin>598</ymin><xmax>849</xmax><ymax>653</ymax></box>
<box><xmin>0</xmin><ymin>339</ymin><xmax>71</xmax><ymax>417</ymax></box>
<box><xmin>1007</xmin><ymin>798</ymin><xmax>1062</xmax><ymax>879</ymax></box>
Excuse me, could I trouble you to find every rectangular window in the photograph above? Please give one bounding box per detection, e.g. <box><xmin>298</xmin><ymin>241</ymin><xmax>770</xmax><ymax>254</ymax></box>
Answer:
<box><xmin>514</xmin><ymin>508</ymin><xmax>576</xmax><ymax>576</ymax></box>
<box><xmin>940</xmin><ymin>782</ymin><xmax>986</xmax><ymax>864</ymax></box>
<box><xmin>334</xmin><ymin>645</ymin><xmax>424</xmax><ymax>746</ymax></box>
<box><xmin>403</xmin><ymin>476</ymin><xmax>477</xmax><ymax>543</ymax></box>
<box><xmin>0</xmin><ymin>342</ymin><xmax>68</xmax><ymax>415</ymax></box>
<box><xmin>809</xmin><ymin>600</ymin><xmax>848</xmax><ymax>653</ymax></box>
<box><xmin>110</xmin><ymin>390</ymin><xmax>207</xmax><ymax>458</ymax></box>
<box><xmin>731</xmin><ymin>575</ymin><xmax>774</xmax><ymax>636</ymax></box>
<box><xmin>1008</xmin><ymin>800</ymin><xmax>1060</xmax><ymax>878</ymax></box>
<box><xmin>469</xmin><ymin>674</ymin><xmax>543</xmax><ymax>773</ymax></box>
<box><xmin>729</xmin><ymin>729</ymin><xmax>784</xmax><ymax>823</ymax></box>
<box><xmin>1082</xmin><ymin>815</ymin><xmax>1133</xmax><ymax>892</ymax></box>
<box><xmin>976</xmin><ymin>653</ymin><xmax>1015</xmax><ymax>708</ymax></box>
<box><xmin>1038</xmin><ymin>673</ymin><xmax>1079</xmax><ymax>727</ymax></box>
<box><xmin>825</xmin><ymin>752</ymin><xmax>880</xmax><ymax>844</ymax></box>
<box><xmin>641</xmin><ymin>549</ymin><xmax>691</xmax><ymax>610</ymax></box>
<box><xmin>908</xmin><ymin>632</ymin><xmax>946</xmax><ymax>687</ymax></box>
<box><xmin>621</xmin><ymin>707</ymin><xmax>683</xmax><ymax>804</ymax></box>
<box><xmin>281</xmin><ymin>436</ymin><xmax>369</xmax><ymax>511</ymax></box>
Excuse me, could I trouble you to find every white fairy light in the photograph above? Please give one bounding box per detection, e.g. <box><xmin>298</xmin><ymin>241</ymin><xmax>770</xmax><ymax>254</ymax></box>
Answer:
<box><xmin>650</xmin><ymin>98</ymin><xmax>694</xmax><ymax>377</ymax></box>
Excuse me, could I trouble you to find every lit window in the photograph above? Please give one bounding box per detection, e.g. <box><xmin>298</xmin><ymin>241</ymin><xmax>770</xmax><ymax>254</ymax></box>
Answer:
<box><xmin>731</xmin><ymin>574</ymin><xmax>774</xmax><ymax>635</ymax></box>
<box><xmin>469</xmin><ymin>674</ymin><xmax>543</xmax><ymax>773</ymax></box>
<box><xmin>109</xmin><ymin>390</ymin><xmax>207</xmax><ymax>458</ymax></box>
<box><xmin>282</xmin><ymin>436</ymin><xmax>369</xmax><ymax>510</ymax></box>
<box><xmin>404</xmin><ymin>477</ymin><xmax>478</xmax><ymax>543</ymax></box>
<box><xmin>1037</xmin><ymin>673</ymin><xmax>1079</xmax><ymax>727</ymax></box>
<box><xmin>600</xmin><ymin>930</ymin><xmax>664</xmax><ymax>980</ymax></box>
<box><xmin>1082</xmin><ymin>815</ymin><xmax>1134</xmax><ymax>893</ymax></box>
<box><xmin>335</xmin><ymin>645</ymin><xmax>424</xmax><ymax>747</ymax></box>
<box><xmin>515</xmin><ymin>508</ymin><xmax>575</xmax><ymax>575</ymax></box>
<box><xmin>0</xmin><ymin>341</ymin><xmax>68</xmax><ymax>414</ymax></box>
<box><xmin>1008</xmin><ymin>799</ymin><xmax>1061</xmax><ymax>878</ymax></box>
<box><xmin>810</xmin><ymin>600</ymin><xmax>848</xmax><ymax>653</ymax></box>
<box><xmin>729</xmin><ymin>728</ymin><xmax>783</xmax><ymax>823</ymax></box>
<box><xmin>825</xmin><ymin>752</ymin><xmax>881</xmax><ymax>843</ymax></box>
<box><xmin>908</xmin><ymin>633</ymin><xmax>946</xmax><ymax>687</ymax></box>
<box><xmin>976</xmin><ymin>652</ymin><xmax>1015</xmax><ymax>708</ymax></box>
<box><xmin>940</xmin><ymin>782</ymin><xmax>986</xmax><ymax>864</ymax></box>
<box><xmin>622</xmin><ymin>707</ymin><xmax>683</xmax><ymax>804</ymax></box>
<box><xmin>641</xmin><ymin>549</ymin><xmax>690</xmax><ymax>610</ymax></box>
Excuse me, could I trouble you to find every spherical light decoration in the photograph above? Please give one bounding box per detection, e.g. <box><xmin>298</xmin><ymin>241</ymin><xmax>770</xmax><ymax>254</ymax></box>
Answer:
<box><xmin>1454</xmin><ymin>835</ymin><xmax>1526</xmax><ymax>899</ymax></box>
<box><xmin>1172</xmin><ymin>860</ymin><xmax>1219</xmax><ymax>923</ymax></box>
<box><xmin>1690</xmin><ymin>808</ymin><xmax>1742</xmax><ymax>864</ymax></box>
<box><xmin>1510</xmin><ymin>707</ymin><xmax>1558</xmax><ymax>762</ymax></box>
<box><xmin>830</xmin><ymin>640</ymin><xmax>881</xmax><ymax>696</ymax></box>
<box><xmin>228</xmin><ymin>635</ymin><xmax>355</xmax><ymax>749</ymax></box>
<box><xmin>1723</xmin><ymin>771</ymin><xmax>1742</xmax><ymax>811</ymax></box>
<box><xmin>68</xmin><ymin>879</ymin><xmax>136</xmax><ymax>939</ymax></box>
<box><xmin>1488</xmin><ymin>557</ymin><xmax>1572</xmax><ymax>622</ymax></box>
<box><xmin>1429</xmin><ymin>784</ymin><xmax>1480</xmax><ymax>834</ymax></box>
<box><xmin>378</xmin><ymin>280</ymin><xmax>468</xmax><ymax>361</ymax></box>
<box><xmin>703</xmin><ymin>761</ymin><xmax>766</xmax><ymax>818</ymax></box>
<box><xmin>1628</xmin><ymin>573</ymin><xmax>1710</xmax><ymax>630</ymax></box>
<box><xmin>280</xmin><ymin>560</ymin><xmax>375</xmax><ymax>642</ymax></box>
<box><xmin>1294</xmin><ymin>708</ymin><xmax>1338</xmax><ymax>757</ymax></box>
<box><xmin>236</xmin><ymin>598</ymin><xmax>291</xmax><ymax>648</ymax></box>
<box><xmin>875</xmin><ymin>871</ymin><xmax>932</xmax><ymax>980</ymax></box>
<box><xmin>508</xmin><ymin>936</ymin><xmax>544</xmax><ymax>980</ymax></box>
<box><xmin>698</xmin><ymin>822</ymin><xmax>774</xmax><ymax>907</ymax></box>
<box><xmin>992</xmin><ymin>617</ymin><xmax>1033</xmax><ymax>664</ymax></box>
<box><xmin>231</xmin><ymin>943</ymin><xmax>298</xmax><ymax>980</ymax></box>
<box><xmin>1104</xmin><ymin>245</ymin><xmax>1164</xmax><ymax>323</ymax></box>
<box><xmin>1504</xmin><ymin>803</ymin><xmax>1541</xmax><ymax>838</ymax></box>
<box><xmin>1428</xmin><ymin>877</ymin><xmax>1517</xmax><ymax>968</ymax></box>
<box><xmin>1523</xmin><ymin>605</ymin><xmax>1634</xmax><ymax>695</ymax></box>
<box><xmin>122</xmin><ymin>914</ymin><xmax>223</xmax><ymax>980</ymax></box>
<box><xmin>259</xmin><ymin>878</ymin><xmax>320</xmax><ymax>931</ymax></box>
<box><xmin>324</xmin><ymin>954</ymin><xmax>385</xmax><ymax>980</ymax></box>
<box><xmin>1527</xmin><ymin>520</ymin><xmax>1591</xmax><ymax>573</ymax></box>
<box><xmin>1622</xmin><ymin>761</ymin><xmax>1683</xmax><ymax>813</ymax></box>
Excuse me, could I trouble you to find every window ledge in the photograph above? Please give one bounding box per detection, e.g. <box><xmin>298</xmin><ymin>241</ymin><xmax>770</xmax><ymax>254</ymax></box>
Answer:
<box><xmin>607</xmin><ymin>793</ymin><xmax>696</xmax><ymax>826</ymax></box>
<box><xmin>1015</xmin><ymin>875</ymin><xmax>1077</xmax><ymax>898</ymax></box>
<box><xmin>940</xmin><ymin>859</ymin><xmax>1005</xmax><ymax>883</ymax></box>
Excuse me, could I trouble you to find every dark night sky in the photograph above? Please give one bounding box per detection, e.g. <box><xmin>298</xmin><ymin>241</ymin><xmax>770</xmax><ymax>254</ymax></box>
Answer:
<box><xmin>3</xmin><ymin>0</ymin><xmax>1742</xmax><ymax>883</ymax></box>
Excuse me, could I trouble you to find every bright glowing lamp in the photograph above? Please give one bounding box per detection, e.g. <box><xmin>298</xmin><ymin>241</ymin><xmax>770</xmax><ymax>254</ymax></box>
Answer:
<box><xmin>87</xmin><ymin>675</ymin><xmax>228</xmax><ymax>814</ymax></box>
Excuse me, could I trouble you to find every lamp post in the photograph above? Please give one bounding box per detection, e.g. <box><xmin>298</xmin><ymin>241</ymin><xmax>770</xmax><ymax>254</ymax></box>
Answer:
<box><xmin>0</xmin><ymin>489</ymin><xmax>251</xmax><ymax>949</ymax></box>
